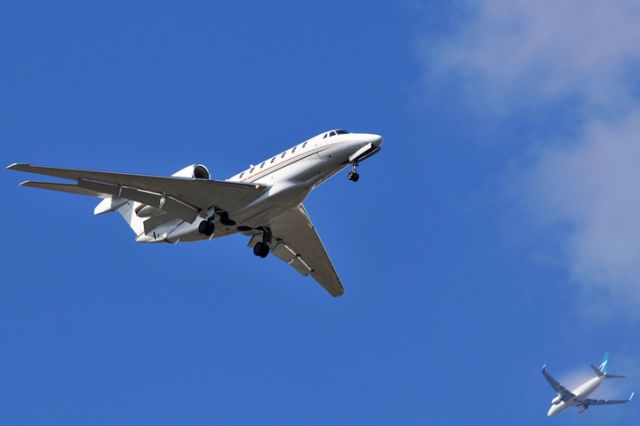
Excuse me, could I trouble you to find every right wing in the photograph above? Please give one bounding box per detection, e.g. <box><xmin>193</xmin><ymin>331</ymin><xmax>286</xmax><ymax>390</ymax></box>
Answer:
<box><xmin>542</xmin><ymin>366</ymin><xmax>575</xmax><ymax>401</ymax></box>
<box><xmin>9</xmin><ymin>163</ymin><xmax>267</xmax><ymax>224</ymax></box>
<box><xmin>581</xmin><ymin>393</ymin><xmax>634</xmax><ymax>406</ymax></box>
<box><xmin>249</xmin><ymin>204</ymin><xmax>345</xmax><ymax>297</ymax></box>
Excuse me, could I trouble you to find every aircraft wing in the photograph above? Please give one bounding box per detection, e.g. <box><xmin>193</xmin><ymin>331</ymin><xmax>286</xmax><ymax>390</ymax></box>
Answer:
<box><xmin>581</xmin><ymin>392</ymin><xmax>634</xmax><ymax>406</ymax></box>
<box><xmin>258</xmin><ymin>204</ymin><xmax>345</xmax><ymax>297</ymax></box>
<box><xmin>8</xmin><ymin>163</ymin><xmax>267</xmax><ymax>223</ymax></box>
<box><xmin>542</xmin><ymin>366</ymin><xmax>575</xmax><ymax>400</ymax></box>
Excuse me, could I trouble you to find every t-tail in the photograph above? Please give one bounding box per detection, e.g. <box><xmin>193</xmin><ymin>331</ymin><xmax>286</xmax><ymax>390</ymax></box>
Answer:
<box><xmin>590</xmin><ymin>352</ymin><xmax>625</xmax><ymax>379</ymax></box>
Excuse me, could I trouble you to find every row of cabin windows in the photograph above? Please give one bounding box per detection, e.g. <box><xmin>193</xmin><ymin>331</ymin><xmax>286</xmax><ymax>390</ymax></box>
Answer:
<box><xmin>237</xmin><ymin>131</ymin><xmax>349</xmax><ymax>179</ymax></box>
<box><xmin>238</xmin><ymin>141</ymin><xmax>311</xmax><ymax>179</ymax></box>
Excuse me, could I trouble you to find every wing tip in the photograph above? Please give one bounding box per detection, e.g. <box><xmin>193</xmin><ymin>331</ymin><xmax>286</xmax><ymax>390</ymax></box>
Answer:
<box><xmin>7</xmin><ymin>162</ymin><xmax>23</xmax><ymax>170</ymax></box>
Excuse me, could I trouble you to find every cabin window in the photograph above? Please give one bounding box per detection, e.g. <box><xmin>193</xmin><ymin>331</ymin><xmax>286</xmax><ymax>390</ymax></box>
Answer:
<box><xmin>239</xmin><ymin>172</ymin><xmax>244</xmax><ymax>179</ymax></box>
<box><xmin>260</xmin><ymin>162</ymin><xmax>265</xmax><ymax>168</ymax></box>
<box><xmin>292</xmin><ymin>146</ymin><xmax>297</xmax><ymax>153</ymax></box>
<box><xmin>281</xmin><ymin>152</ymin><xmax>286</xmax><ymax>158</ymax></box>
<box><xmin>271</xmin><ymin>157</ymin><xmax>276</xmax><ymax>163</ymax></box>
<box><xmin>302</xmin><ymin>142</ymin><xmax>308</xmax><ymax>148</ymax></box>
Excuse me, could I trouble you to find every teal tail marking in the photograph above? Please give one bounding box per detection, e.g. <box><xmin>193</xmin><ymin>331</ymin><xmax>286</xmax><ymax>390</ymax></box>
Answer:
<box><xmin>599</xmin><ymin>352</ymin><xmax>609</xmax><ymax>373</ymax></box>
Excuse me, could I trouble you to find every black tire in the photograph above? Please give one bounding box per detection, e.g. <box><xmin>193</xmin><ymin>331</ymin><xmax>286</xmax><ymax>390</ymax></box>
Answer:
<box><xmin>348</xmin><ymin>171</ymin><xmax>360</xmax><ymax>182</ymax></box>
<box><xmin>198</xmin><ymin>220</ymin><xmax>214</xmax><ymax>236</ymax></box>
<box><xmin>253</xmin><ymin>242</ymin><xmax>270</xmax><ymax>258</ymax></box>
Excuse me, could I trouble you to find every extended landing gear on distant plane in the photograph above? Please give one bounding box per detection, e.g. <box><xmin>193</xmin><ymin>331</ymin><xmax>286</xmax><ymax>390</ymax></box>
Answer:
<box><xmin>198</xmin><ymin>219</ymin><xmax>214</xmax><ymax>236</ymax></box>
<box><xmin>347</xmin><ymin>163</ymin><xmax>360</xmax><ymax>182</ymax></box>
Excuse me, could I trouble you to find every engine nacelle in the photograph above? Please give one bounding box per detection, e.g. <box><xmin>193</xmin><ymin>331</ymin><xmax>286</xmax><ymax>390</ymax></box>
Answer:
<box><xmin>172</xmin><ymin>164</ymin><xmax>211</xmax><ymax>180</ymax></box>
<box><xmin>551</xmin><ymin>395</ymin><xmax>562</xmax><ymax>405</ymax></box>
<box><xmin>576</xmin><ymin>405</ymin><xmax>588</xmax><ymax>413</ymax></box>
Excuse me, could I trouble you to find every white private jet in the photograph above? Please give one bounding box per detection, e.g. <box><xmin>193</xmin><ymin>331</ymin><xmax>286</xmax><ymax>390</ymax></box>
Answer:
<box><xmin>8</xmin><ymin>129</ymin><xmax>383</xmax><ymax>297</ymax></box>
<box><xmin>542</xmin><ymin>352</ymin><xmax>634</xmax><ymax>416</ymax></box>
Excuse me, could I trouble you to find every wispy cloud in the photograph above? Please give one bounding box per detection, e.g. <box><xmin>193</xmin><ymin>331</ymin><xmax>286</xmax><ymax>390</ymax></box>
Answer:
<box><xmin>419</xmin><ymin>0</ymin><xmax>640</xmax><ymax>315</ymax></box>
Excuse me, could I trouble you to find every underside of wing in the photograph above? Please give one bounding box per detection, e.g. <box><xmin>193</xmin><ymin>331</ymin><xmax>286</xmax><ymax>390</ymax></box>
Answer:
<box><xmin>581</xmin><ymin>396</ymin><xmax>633</xmax><ymax>406</ymax></box>
<box><xmin>542</xmin><ymin>367</ymin><xmax>575</xmax><ymax>400</ymax></box>
<box><xmin>253</xmin><ymin>204</ymin><xmax>344</xmax><ymax>297</ymax></box>
<box><xmin>20</xmin><ymin>181</ymin><xmax>107</xmax><ymax>197</ymax></box>
<box><xmin>8</xmin><ymin>163</ymin><xmax>268</xmax><ymax>224</ymax></box>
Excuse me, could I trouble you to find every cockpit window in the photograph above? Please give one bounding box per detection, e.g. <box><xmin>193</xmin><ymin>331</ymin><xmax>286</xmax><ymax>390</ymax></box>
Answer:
<box><xmin>335</xmin><ymin>129</ymin><xmax>350</xmax><ymax>135</ymax></box>
<box><xmin>329</xmin><ymin>131</ymin><xmax>336</xmax><ymax>137</ymax></box>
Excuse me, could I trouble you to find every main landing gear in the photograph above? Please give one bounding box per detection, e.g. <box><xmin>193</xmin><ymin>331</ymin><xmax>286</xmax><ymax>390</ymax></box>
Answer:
<box><xmin>252</xmin><ymin>227</ymin><xmax>271</xmax><ymax>258</ymax></box>
<box><xmin>198</xmin><ymin>219</ymin><xmax>214</xmax><ymax>236</ymax></box>
<box><xmin>347</xmin><ymin>162</ymin><xmax>360</xmax><ymax>182</ymax></box>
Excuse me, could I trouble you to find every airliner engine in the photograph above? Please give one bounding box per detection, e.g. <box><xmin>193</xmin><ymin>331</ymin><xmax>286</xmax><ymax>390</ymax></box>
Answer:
<box><xmin>551</xmin><ymin>395</ymin><xmax>562</xmax><ymax>405</ymax></box>
<box><xmin>172</xmin><ymin>164</ymin><xmax>211</xmax><ymax>180</ymax></box>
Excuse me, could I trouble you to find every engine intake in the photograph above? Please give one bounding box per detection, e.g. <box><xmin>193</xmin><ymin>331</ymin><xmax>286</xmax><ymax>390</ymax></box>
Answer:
<box><xmin>172</xmin><ymin>164</ymin><xmax>211</xmax><ymax>180</ymax></box>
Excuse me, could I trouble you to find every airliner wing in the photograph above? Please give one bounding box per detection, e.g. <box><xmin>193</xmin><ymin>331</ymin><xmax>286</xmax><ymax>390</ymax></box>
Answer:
<box><xmin>265</xmin><ymin>204</ymin><xmax>344</xmax><ymax>297</ymax></box>
<box><xmin>542</xmin><ymin>367</ymin><xmax>575</xmax><ymax>400</ymax></box>
<box><xmin>581</xmin><ymin>392</ymin><xmax>634</xmax><ymax>406</ymax></box>
<box><xmin>8</xmin><ymin>163</ymin><xmax>267</xmax><ymax>223</ymax></box>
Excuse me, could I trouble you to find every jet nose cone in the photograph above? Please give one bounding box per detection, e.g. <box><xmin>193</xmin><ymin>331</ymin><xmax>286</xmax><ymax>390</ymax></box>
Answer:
<box><xmin>364</xmin><ymin>133</ymin><xmax>383</xmax><ymax>147</ymax></box>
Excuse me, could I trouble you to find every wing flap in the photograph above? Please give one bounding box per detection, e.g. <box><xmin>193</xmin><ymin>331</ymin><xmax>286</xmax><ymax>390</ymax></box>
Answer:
<box><xmin>268</xmin><ymin>204</ymin><xmax>344</xmax><ymax>297</ymax></box>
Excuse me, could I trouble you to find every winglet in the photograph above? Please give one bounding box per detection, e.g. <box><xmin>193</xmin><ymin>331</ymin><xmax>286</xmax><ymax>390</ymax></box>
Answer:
<box><xmin>6</xmin><ymin>163</ymin><xmax>21</xmax><ymax>170</ymax></box>
<box><xmin>629</xmin><ymin>392</ymin><xmax>635</xmax><ymax>401</ymax></box>
<box><xmin>542</xmin><ymin>364</ymin><xmax>547</xmax><ymax>372</ymax></box>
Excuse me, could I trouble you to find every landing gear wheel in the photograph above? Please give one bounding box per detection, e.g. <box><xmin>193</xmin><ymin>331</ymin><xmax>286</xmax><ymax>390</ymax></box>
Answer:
<box><xmin>253</xmin><ymin>241</ymin><xmax>270</xmax><ymax>258</ymax></box>
<box><xmin>198</xmin><ymin>220</ymin><xmax>214</xmax><ymax>236</ymax></box>
<box><xmin>347</xmin><ymin>171</ymin><xmax>360</xmax><ymax>182</ymax></box>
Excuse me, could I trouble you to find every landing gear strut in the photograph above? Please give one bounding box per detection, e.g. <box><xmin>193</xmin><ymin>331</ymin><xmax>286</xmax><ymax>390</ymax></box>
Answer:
<box><xmin>347</xmin><ymin>162</ymin><xmax>360</xmax><ymax>182</ymax></box>
<box><xmin>253</xmin><ymin>227</ymin><xmax>271</xmax><ymax>258</ymax></box>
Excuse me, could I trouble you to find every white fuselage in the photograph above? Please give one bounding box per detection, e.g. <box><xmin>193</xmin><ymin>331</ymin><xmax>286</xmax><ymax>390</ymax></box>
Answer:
<box><xmin>547</xmin><ymin>375</ymin><xmax>603</xmax><ymax>416</ymax></box>
<box><xmin>138</xmin><ymin>131</ymin><xmax>382</xmax><ymax>243</ymax></box>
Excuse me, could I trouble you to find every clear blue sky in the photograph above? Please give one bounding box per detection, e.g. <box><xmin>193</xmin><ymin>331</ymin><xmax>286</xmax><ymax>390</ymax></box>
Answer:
<box><xmin>2</xmin><ymin>1</ymin><xmax>639</xmax><ymax>425</ymax></box>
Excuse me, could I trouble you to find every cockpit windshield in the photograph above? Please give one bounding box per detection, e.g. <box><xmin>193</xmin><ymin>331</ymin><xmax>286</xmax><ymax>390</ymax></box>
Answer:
<box><xmin>323</xmin><ymin>129</ymin><xmax>350</xmax><ymax>138</ymax></box>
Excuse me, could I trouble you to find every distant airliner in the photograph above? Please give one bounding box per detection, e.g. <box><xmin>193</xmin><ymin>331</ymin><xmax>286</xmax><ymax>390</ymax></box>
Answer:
<box><xmin>8</xmin><ymin>129</ymin><xmax>382</xmax><ymax>297</ymax></box>
<box><xmin>542</xmin><ymin>352</ymin><xmax>634</xmax><ymax>416</ymax></box>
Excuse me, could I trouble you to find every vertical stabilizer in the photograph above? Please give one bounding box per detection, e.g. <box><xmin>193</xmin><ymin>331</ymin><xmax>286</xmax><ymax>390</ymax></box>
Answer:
<box><xmin>116</xmin><ymin>200</ymin><xmax>145</xmax><ymax>235</ymax></box>
<box><xmin>599</xmin><ymin>352</ymin><xmax>609</xmax><ymax>374</ymax></box>
<box><xmin>94</xmin><ymin>197</ymin><xmax>145</xmax><ymax>236</ymax></box>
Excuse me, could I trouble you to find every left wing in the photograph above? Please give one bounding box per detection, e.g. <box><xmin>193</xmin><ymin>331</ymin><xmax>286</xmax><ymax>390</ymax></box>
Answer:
<box><xmin>581</xmin><ymin>392</ymin><xmax>634</xmax><ymax>406</ymax></box>
<box><xmin>250</xmin><ymin>204</ymin><xmax>344</xmax><ymax>297</ymax></box>
<box><xmin>8</xmin><ymin>163</ymin><xmax>267</xmax><ymax>223</ymax></box>
<box><xmin>542</xmin><ymin>366</ymin><xmax>575</xmax><ymax>401</ymax></box>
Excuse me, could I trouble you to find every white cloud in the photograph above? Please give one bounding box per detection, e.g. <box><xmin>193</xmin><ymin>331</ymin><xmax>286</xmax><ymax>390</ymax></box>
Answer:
<box><xmin>527</xmin><ymin>112</ymin><xmax>640</xmax><ymax>311</ymax></box>
<box><xmin>419</xmin><ymin>0</ymin><xmax>640</xmax><ymax>313</ymax></box>
<box><xmin>422</xmin><ymin>0</ymin><xmax>640</xmax><ymax>110</ymax></box>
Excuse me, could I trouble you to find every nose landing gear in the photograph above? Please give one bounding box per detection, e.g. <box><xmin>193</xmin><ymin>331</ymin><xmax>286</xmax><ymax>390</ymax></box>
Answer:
<box><xmin>347</xmin><ymin>162</ymin><xmax>360</xmax><ymax>182</ymax></box>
